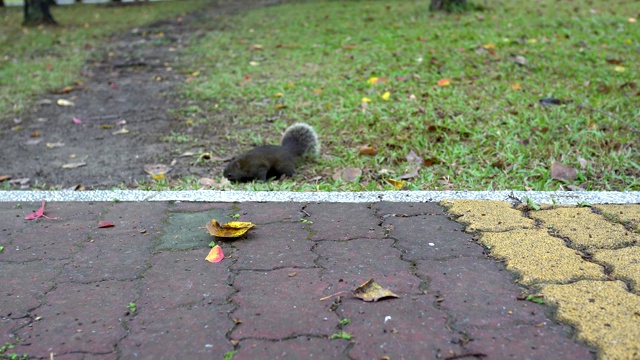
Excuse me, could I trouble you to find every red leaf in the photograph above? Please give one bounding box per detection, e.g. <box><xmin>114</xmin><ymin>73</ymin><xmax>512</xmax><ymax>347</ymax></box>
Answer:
<box><xmin>25</xmin><ymin>200</ymin><xmax>57</xmax><ymax>220</ymax></box>
<box><xmin>206</xmin><ymin>245</ymin><xmax>224</xmax><ymax>263</ymax></box>
<box><xmin>98</xmin><ymin>221</ymin><xmax>115</xmax><ymax>228</ymax></box>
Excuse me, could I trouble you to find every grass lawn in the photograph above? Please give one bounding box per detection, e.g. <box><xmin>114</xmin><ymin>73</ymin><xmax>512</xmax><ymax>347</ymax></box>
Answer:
<box><xmin>0</xmin><ymin>0</ymin><xmax>207</xmax><ymax>115</ymax></box>
<box><xmin>182</xmin><ymin>0</ymin><xmax>639</xmax><ymax>191</ymax></box>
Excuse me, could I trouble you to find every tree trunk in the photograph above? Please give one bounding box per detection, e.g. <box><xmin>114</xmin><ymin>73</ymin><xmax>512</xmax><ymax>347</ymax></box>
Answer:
<box><xmin>430</xmin><ymin>0</ymin><xmax>468</xmax><ymax>12</ymax></box>
<box><xmin>0</xmin><ymin>0</ymin><xmax>5</xmax><ymax>8</ymax></box>
<box><xmin>23</xmin><ymin>0</ymin><xmax>58</xmax><ymax>26</ymax></box>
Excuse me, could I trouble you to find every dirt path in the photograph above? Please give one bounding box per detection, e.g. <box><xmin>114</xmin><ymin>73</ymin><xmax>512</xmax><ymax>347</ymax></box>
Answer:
<box><xmin>0</xmin><ymin>0</ymin><xmax>278</xmax><ymax>190</ymax></box>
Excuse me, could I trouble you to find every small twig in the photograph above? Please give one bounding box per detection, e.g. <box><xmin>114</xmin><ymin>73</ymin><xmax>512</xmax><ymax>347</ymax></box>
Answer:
<box><xmin>320</xmin><ymin>291</ymin><xmax>349</xmax><ymax>301</ymax></box>
<box><xmin>444</xmin><ymin>353</ymin><xmax>487</xmax><ymax>360</ymax></box>
<box><xmin>576</xmin><ymin>104</ymin><xmax>640</xmax><ymax>134</ymax></box>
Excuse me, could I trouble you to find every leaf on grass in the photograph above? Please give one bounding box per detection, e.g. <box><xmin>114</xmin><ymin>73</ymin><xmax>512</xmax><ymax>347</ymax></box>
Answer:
<box><xmin>539</xmin><ymin>98</ymin><xmax>563</xmax><ymax>107</ymax></box>
<box><xmin>206</xmin><ymin>219</ymin><xmax>254</xmax><ymax>238</ymax></box>
<box><xmin>98</xmin><ymin>221</ymin><xmax>115</xmax><ymax>228</ymax></box>
<box><xmin>550</xmin><ymin>161</ymin><xmax>577</xmax><ymax>181</ymax></box>
<box><xmin>332</xmin><ymin>168</ymin><xmax>362</xmax><ymax>182</ymax></box>
<box><xmin>359</xmin><ymin>146</ymin><xmax>378</xmax><ymax>156</ymax></box>
<box><xmin>62</xmin><ymin>162</ymin><xmax>87</xmax><ymax>169</ymax></box>
<box><xmin>205</xmin><ymin>245</ymin><xmax>224</xmax><ymax>263</ymax></box>
<box><xmin>614</xmin><ymin>66</ymin><xmax>625</xmax><ymax>72</ymax></box>
<box><xmin>56</xmin><ymin>99</ymin><xmax>75</xmax><ymax>107</ymax></box>
<box><xmin>144</xmin><ymin>164</ymin><xmax>171</xmax><ymax>181</ymax></box>
<box><xmin>387</xmin><ymin>179</ymin><xmax>405</xmax><ymax>189</ymax></box>
<box><xmin>398</xmin><ymin>168</ymin><xmax>420</xmax><ymax>180</ymax></box>
<box><xmin>406</xmin><ymin>150</ymin><xmax>423</xmax><ymax>164</ymax></box>
<box><xmin>0</xmin><ymin>175</ymin><xmax>10</xmax><ymax>182</ymax></box>
<box><xmin>353</xmin><ymin>279</ymin><xmax>398</xmax><ymax>302</ymax></box>
<box><xmin>361</xmin><ymin>97</ymin><xmax>372</xmax><ymax>103</ymax></box>
<box><xmin>437</xmin><ymin>78</ymin><xmax>450</xmax><ymax>87</ymax></box>
<box><xmin>509</xmin><ymin>55</ymin><xmax>527</xmax><ymax>66</ymax></box>
<box><xmin>381</xmin><ymin>91</ymin><xmax>390</xmax><ymax>101</ymax></box>
<box><xmin>510</xmin><ymin>82</ymin><xmax>522</xmax><ymax>90</ymax></box>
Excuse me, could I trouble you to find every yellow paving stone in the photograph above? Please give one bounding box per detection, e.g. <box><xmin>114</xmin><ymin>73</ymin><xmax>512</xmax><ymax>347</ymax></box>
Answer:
<box><xmin>540</xmin><ymin>280</ymin><xmax>640</xmax><ymax>360</ymax></box>
<box><xmin>592</xmin><ymin>246</ymin><xmax>640</xmax><ymax>294</ymax></box>
<box><xmin>442</xmin><ymin>200</ymin><xmax>534</xmax><ymax>232</ymax></box>
<box><xmin>480</xmin><ymin>229</ymin><xmax>606</xmax><ymax>285</ymax></box>
<box><xmin>531</xmin><ymin>207</ymin><xmax>639</xmax><ymax>250</ymax></box>
<box><xmin>594</xmin><ymin>204</ymin><xmax>640</xmax><ymax>231</ymax></box>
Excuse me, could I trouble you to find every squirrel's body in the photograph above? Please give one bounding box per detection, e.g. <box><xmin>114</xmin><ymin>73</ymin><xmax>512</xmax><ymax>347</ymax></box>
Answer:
<box><xmin>223</xmin><ymin>123</ymin><xmax>319</xmax><ymax>182</ymax></box>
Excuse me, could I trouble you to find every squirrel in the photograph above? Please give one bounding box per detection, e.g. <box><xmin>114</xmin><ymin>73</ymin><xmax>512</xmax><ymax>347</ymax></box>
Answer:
<box><xmin>223</xmin><ymin>123</ymin><xmax>320</xmax><ymax>182</ymax></box>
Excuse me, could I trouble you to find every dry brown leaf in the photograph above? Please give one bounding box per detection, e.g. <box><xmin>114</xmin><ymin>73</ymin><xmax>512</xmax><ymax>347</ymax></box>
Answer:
<box><xmin>550</xmin><ymin>161</ymin><xmax>577</xmax><ymax>181</ymax></box>
<box><xmin>353</xmin><ymin>279</ymin><xmax>399</xmax><ymax>302</ymax></box>
<box><xmin>406</xmin><ymin>150</ymin><xmax>423</xmax><ymax>164</ymax></box>
<box><xmin>359</xmin><ymin>146</ymin><xmax>378</xmax><ymax>156</ymax></box>
<box><xmin>0</xmin><ymin>175</ymin><xmax>10</xmax><ymax>182</ymax></box>
<box><xmin>332</xmin><ymin>168</ymin><xmax>362</xmax><ymax>182</ymax></box>
<box><xmin>206</xmin><ymin>219</ymin><xmax>254</xmax><ymax>239</ymax></box>
<box><xmin>398</xmin><ymin>169</ymin><xmax>419</xmax><ymax>180</ymax></box>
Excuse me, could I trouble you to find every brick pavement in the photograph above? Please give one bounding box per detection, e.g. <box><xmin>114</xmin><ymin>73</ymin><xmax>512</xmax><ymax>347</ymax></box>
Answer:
<box><xmin>0</xmin><ymin>200</ymin><xmax>613</xmax><ymax>359</ymax></box>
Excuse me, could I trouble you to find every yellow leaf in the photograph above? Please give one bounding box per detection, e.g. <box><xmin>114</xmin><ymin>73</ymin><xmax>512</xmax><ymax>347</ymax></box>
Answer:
<box><xmin>249</xmin><ymin>61</ymin><xmax>260</xmax><ymax>66</ymax></box>
<box><xmin>367</xmin><ymin>77</ymin><xmax>379</xmax><ymax>85</ymax></box>
<box><xmin>287</xmin><ymin>82</ymin><xmax>295</xmax><ymax>88</ymax></box>
<box><xmin>56</xmin><ymin>99</ymin><xmax>75</xmax><ymax>107</ymax></box>
<box><xmin>387</xmin><ymin>179</ymin><xmax>405</xmax><ymax>190</ymax></box>
<box><xmin>274</xmin><ymin>92</ymin><xmax>284</xmax><ymax>97</ymax></box>
<box><xmin>205</xmin><ymin>245</ymin><xmax>224</xmax><ymax>263</ymax></box>
<box><xmin>629</xmin><ymin>17</ymin><xmax>637</xmax><ymax>23</ymax></box>
<box><xmin>527</xmin><ymin>38</ymin><xmax>537</xmax><ymax>44</ymax></box>
<box><xmin>510</xmin><ymin>82</ymin><xmax>522</xmax><ymax>90</ymax></box>
<box><xmin>614</xmin><ymin>66</ymin><xmax>625</xmax><ymax>72</ymax></box>
<box><xmin>151</xmin><ymin>173</ymin><xmax>165</xmax><ymax>181</ymax></box>
<box><xmin>353</xmin><ymin>279</ymin><xmax>399</xmax><ymax>302</ymax></box>
<box><xmin>362</xmin><ymin>97</ymin><xmax>372</xmax><ymax>103</ymax></box>
<box><xmin>381</xmin><ymin>91</ymin><xmax>390</xmax><ymax>101</ymax></box>
<box><xmin>624</xmin><ymin>39</ymin><xmax>632</xmax><ymax>44</ymax></box>
<box><xmin>437</xmin><ymin>78</ymin><xmax>450</xmax><ymax>87</ymax></box>
<box><xmin>313</xmin><ymin>88</ymin><xmax>323</xmax><ymax>95</ymax></box>
<box><xmin>483</xmin><ymin>43</ymin><xmax>495</xmax><ymax>49</ymax></box>
<box><xmin>206</xmin><ymin>219</ymin><xmax>254</xmax><ymax>238</ymax></box>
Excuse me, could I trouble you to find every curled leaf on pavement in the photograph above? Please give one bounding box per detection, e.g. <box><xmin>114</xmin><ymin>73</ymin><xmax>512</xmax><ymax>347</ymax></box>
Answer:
<box><xmin>25</xmin><ymin>200</ymin><xmax>57</xmax><ymax>220</ymax></box>
<box><xmin>143</xmin><ymin>164</ymin><xmax>171</xmax><ymax>181</ymax></box>
<box><xmin>206</xmin><ymin>219</ymin><xmax>254</xmax><ymax>238</ymax></box>
<box><xmin>320</xmin><ymin>278</ymin><xmax>399</xmax><ymax>302</ymax></box>
<box><xmin>98</xmin><ymin>221</ymin><xmax>115</xmax><ymax>228</ymax></box>
<box><xmin>205</xmin><ymin>245</ymin><xmax>224</xmax><ymax>263</ymax></box>
<box><xmin>353</xmin><ymin>279</ymin><xmax>399</xmax><ymax>302</ymax></box>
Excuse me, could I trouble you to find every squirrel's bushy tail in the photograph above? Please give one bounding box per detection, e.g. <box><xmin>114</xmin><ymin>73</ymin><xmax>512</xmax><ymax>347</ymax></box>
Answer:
<box><xmin>280</xmin><ymin>123</ymin><xmax>320</xmax><ymax>158</ymax></box>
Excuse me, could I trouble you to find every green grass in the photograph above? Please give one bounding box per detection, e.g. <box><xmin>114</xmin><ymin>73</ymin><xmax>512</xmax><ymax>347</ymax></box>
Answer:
<box><xmin>0</xmin><ymin>0</ymin><xmax>208</xmax><ymax>114</ymax></box>
<box><xmin>181</xmin><ymin>0</ymin><xmax>639</xmax><ymax>191</ymax></box>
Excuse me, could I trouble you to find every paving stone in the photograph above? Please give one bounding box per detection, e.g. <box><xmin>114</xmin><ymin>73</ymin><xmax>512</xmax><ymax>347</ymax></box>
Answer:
<box><xmin>443</xmin><ymin>200</ymin><xmax>535</xmax><ymax>232</ymax></box>
<box><xmin>531</xmin><ymin>207</ymin><xmax>639</xmax><ymax>249</ymax></box>
<box><xmin>385</xmin><ymin>214</ymin><xmax>480</xmax><ymax>261</ymax></box>
<box><xmin>373</xmin><ymin>202</ymin><xmax>444</xmax><ymax>217</ymax></box>
<box><xmin>541</xmin><ymin>280</ymin><xmax>640</xmax><ymax>360</ymax></box>
<box><xmin>137</xmin><ymin>249</ymin><xmax>234</xmax><ymax>310</ymax></box>
<box><xmin>0</xmin><ymin>318</ymin><xmax>29</xmax><ymax>347</ymax></box>
<box><xmin>237</xmin><ymin>202</ymin><xmax>306</xmax><ymax>224</ymax></box>
<box><xmin>169</xmin><ymin>202</ymin><xmax>233</xmax><ymax>213</ymax></box>
<box><xmin>234</xmin><ymin>336</ymin><xmax>347</xmax><ymax>360</ymax></box>
<box><xmin>231</xmin><ymin>223</ymin><xmax>315</xmax><ymax>270</ymax></box>
<box><xmin>0</xmin><ymin>260</ymin><xmax>66</xmax><ymax>318</ymax></box>
<box><xmin>479</xmin><ymin>229</ymin><xmax>606</xmax><ymax>285</ymax></box>
<box><xmin>316</xmin><ymin>238</ymin><xmax>420</xmax><ymax>294</ymax></box>
<box><xmin>305</xmin><ymin>203</ymin><xmax>384</xmax><ymax>240</ymax></box>
<box><xmin>591</xmin><ymin>246</ymin><xmax>640</xmax><ymax>294</ymax></box>
<box><xmin>15</xmin><ymin>281</ymin><xmax>136</xmax><ymax>358</ymax></box>
<box><xmin>594</xmin><ymin>204</ymin><xmax>640</xmax><ymax>231</ymax></box>
<box><xmin>158</xmin><ymin>209</ymin><xmax>231</xmax><ymax>250</ymax></box>
<box><xmin>0</xmin><ymin>202</ymin><xmax>35</xmax><ymax>238</ymax></box>
<box><xmin>231</xmin><ymin>268</ymin><xmax>335</xmax><ymax>339</ymax></box>
<box><xmin>338</xmin><ymin>295</ymin><xmax>462</xmax><ymax>359</ymax></box>
<box><xmin>119</xmin><ymin>304</ymin><xmax>234</xmax><ymax>359</ymax></box>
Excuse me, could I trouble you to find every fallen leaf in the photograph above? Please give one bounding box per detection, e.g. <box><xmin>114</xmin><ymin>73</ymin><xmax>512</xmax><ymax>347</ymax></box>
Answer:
<box><xmin>353</xmin><ymin>279</ymin><xmax>399</xmax><ymax>302</ymax></box>
<box><xmin>510</xmin><ymin>55</ymin><xmax>527</xmax><ymax>66</ymax></box>
<box><xmin>205</xmin><ymin>245</ymin><xmax>224</xmax><ymax>263</ymax></box>
<box><xmin>73</xmin><ymin>117</ymin><xmax>83</xmax><ymax>124</ymax></box>
<box><xmin>398</xmin><ymin>168</ymin><xmax>420</xmax><ymax>180</ymax></box>
<box><xmin>62</xmin><ymin>162</ymin><xmax>87</xmax><ymax>169</ymax></box>
<box><xmin>367</xmin><ymin>77</ymin><xmax>379</xmax><ymax>85</ymax></box>
<box><xmin>387</xmin><ymin>179</ymin><xmax>405</xmax><ymax>189</ymax></box>
<box><xmin>539</xmin><ymin>98</ymin><xmax>563</xmax><ymax>107</ymax></box>
<box><xmin>199</xmin><ymin>178</ymin><xmax>216</xmax><ymax>186</ymax></box>
<box><xmin>46</xmin><ymin>142</ymin><xmax>65</xmax><ymax>148</ymax></box>
<box><xmin>510</xmin><ymin>82</ymin><xmax>522</xmax><ymax>90</ymax></box>
<box><xmin>56</xmin><ymin>99</ymin><xmax>75</xmax><ymax>107</ymax></box>
<box><xmin>381</xmin><ymin>91</ymin><xmax>390</xmax><ymax>101</ymax></box>
<box><xmin>406</xmin><ymin>150</ymin><xmax>423</xmax><ymax>164</ymax></box>
<box><xmin>0</xmin><ymin>175</ymin><xmax>10</xmax><ymax>182</ymax></box>
<box><xmin>144</xmin><ymin>164</ymin><xmax>171</xmax><ymax>181</ymax></box>
<box><xmin>437</xmin><ymin>78</ymin><xmax>450</xmax><ymax>87</ymax></box>
<box><xmin>614</xmin><ymin>66</ymin><xmax>625</xmax><ymax>72</ymax></box>
<box><xmin>359</xmin><ymin>146</ymin><xmax>378</xmax><ymax>156</ymax></box>
<box><xmin>112</xmin><ymin>127</ymin><xmax>129</xmax><ymax>135</ymax></box>
<box><xmin>361</xmin><ymin>97</ymin><xmax>372</xmax><ymax>103</ymax></box>
<box><xmin>332</xmin><ymin>168</ymin><xmax>362</xmax><ymax>182</ymax></box>
<box><xmin>25</xmin><ymin>200</ymin><xmax>57</xmax><ymax>220</ymax></box>
<box><xmin>206</xmin><ymin>219</ymin><xmax>254</xmax><ymax>238</ymax></box>
<box><xmin>629</xmin><ymin>17</ymin><xmax>637</xmax><ymax>23</ymax></box>
<box><xmin>98</xmin><ymin>221</ymin><xmax>115</xmax><ymax>228</ymax></box>
<box><xmin>550</xmin><ymin>161</ymin><xmax>577</xmax><ymax>181</ymax></box>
